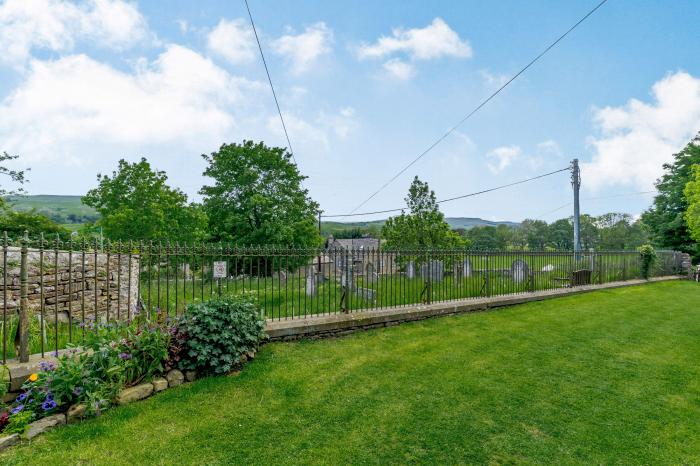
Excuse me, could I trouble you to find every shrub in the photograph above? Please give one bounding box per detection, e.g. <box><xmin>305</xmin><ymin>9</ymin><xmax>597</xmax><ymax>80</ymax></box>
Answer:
<box><xmin>638</xmin><ymin>244</ymin><xmax>657</xmax><ymax>279</ymax></box>
<box><xmin>83</xmin><ymin>318</ymin><xmax>171</xmax><ymax>386</ymax></box>
<box><xmin>179</xmin><ymin>295</ymin><xmax>267</xmax><ymax>375</ymax></box>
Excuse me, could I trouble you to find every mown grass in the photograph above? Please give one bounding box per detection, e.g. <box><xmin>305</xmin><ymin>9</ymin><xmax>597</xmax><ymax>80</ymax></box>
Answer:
<box><xmin>2</xmin><ymin>280</ymin><xmax>699</xmax><ymax>465</ymax></box>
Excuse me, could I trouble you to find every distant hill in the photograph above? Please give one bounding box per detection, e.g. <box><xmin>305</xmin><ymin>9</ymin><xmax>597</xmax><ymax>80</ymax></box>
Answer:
<box><xmin>446</xmin><ymin>217</ymin><xmax>520</xmax><ymax>229</ymax></box>
<box><xmin>3</xmin><ymin>196</ymin><xmax>519</xmax><ymax>236</ymax></box>
<box><xmin>3</xmin><ymin>195</ymin><xmax>98</xmax><ymax>227</ymax></box>
<box><xmin>322</xmin><ymin>217</ymin><xmax>519</xmax><ymax>237</ymax></box>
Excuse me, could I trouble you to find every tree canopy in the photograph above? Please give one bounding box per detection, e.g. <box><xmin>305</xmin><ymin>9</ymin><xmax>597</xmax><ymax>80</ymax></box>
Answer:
<box><xmin>83</xmin><ymin>158</ymin><xmax>207</xmax><ymax>242</ymax></box>
<box><xmin>641</xmin><ymin>133</ymin><xmax>700</xmax><ymax>257</ymax></box>
<box><xmin>381</xmin><ymin>176</ymin><xmax>466</xmax><ymax>249</ymax></box>
<box><xmin>683</xmin><ymin>164</ymin><xmax>700</xmax><ymax>244</ymax></box>
<box><xmin>200</xmin><ymin>141</ymin><xmax>321</xmax><ymax>247</ymax></box>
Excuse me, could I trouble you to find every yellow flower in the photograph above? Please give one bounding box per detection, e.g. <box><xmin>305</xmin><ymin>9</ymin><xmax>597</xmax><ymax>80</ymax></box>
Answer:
<box><xmin>28</xmin><ymin>373</ymin><xmax>38</xmax><ymax>382</ymax></box>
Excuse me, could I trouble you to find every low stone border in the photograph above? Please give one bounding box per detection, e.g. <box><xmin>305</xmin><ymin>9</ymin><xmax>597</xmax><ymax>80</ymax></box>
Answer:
<box><xmin>0</xmin><ymin>350</ymin><xmax>252</xmax><ymax>452</ymax></box>
<box><xmin>0</xmin><ymin>367</ymin><xmax>193</xmax><ymax>451</ymax></box>
<box><xmin>266</xmin><ymin>276</ymin><xmax>684</xmax><ymax>341</ymax></box>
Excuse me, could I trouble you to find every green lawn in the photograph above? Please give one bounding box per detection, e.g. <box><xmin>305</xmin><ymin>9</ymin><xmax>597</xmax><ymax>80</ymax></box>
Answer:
<box><xmin>3</xmin><ymin>280</ymin><xmax>700</xmax><ymax>465</ymax></box>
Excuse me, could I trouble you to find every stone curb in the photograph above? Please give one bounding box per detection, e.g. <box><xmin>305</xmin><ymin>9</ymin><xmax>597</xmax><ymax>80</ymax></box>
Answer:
<box><xmin>266</xmin><ymin>276</ymin><xmax>684</xmax><ymax>341</ymax></box>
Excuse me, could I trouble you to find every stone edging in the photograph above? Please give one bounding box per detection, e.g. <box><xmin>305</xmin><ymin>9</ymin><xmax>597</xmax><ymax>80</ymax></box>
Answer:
<box><xmin>266</xmin><ymin>276</ymin><xmax>684</xmax><ymax>341</ymax></box>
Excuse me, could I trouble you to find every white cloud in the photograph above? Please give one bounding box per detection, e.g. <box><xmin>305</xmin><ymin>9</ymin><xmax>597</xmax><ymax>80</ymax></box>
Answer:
<box><xmin>176</xmin><ymin>19</ymin><xmax>189</xmax><ymax>34</ymax></box>
<box><xmin>357</xmin><ymin>18</ymin><xmax>471</xmax><ymax>61</ymax></box>
<box><xmin>271</xmin><ymin>22</ymin><xmax>333</xmax><ymax>75</ymax></box>
<box><xmin>266</xmin><ymin>106</ymin><xmax>358</xmax><ymax>156</ymax></box>
<box><xmin>206</xmin><ymin>18</ymin><xmax>256</xmax><ymax>65</ymax></box>
<box><xmin>537</xmin><ymin>140</ymin><xmax>561</xmax><ymax>156</ymax></box>
<box><xmin>582</xmin><ymin>71</ymin><xmax>700</xmax><ymax>190</ymax></box>
<box><xmin>487</xmin><ymin>145</ymin><xmax>521</xmax><ymax>173</ymax></box>
<box><xmin>324</xmin><ymin>107</ymin><xmax>358</xmax><ymax>139</ymax></box>
<box><xmin>0</xmin><ymin>45</ymin><xmax>266</xmax><ymax>164</ymax></box>
<box><xmin>480</xmin><ymin>69</ymin><xmax>508</xmax><ymax>88</ymax></box>
<box><xmin>382</xmin><ymin>58</ymin><xmax>415</xmax><ymax>80</ymax></box>
<box><xmin>0</xmin><ymin>0</ymin><xmax>150</xmax><ymax>66</ymax></box>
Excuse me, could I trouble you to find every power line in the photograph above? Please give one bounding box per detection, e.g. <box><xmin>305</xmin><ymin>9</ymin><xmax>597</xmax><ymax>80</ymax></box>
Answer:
<box><xmin>533</xmin><ymin>190</ymin><xmax>657</xmax><ymax>220</ymax></box>
<box><xmin>348</xmin><ymin>0</ymin><xmax>609</xmax><ymax>214</ymax></box>
<box><xmin>244</xmin><ymin>0</ymin><xmax>297</xmax><ymax>166</ymax></box>
<box><xmin>323</xmin><ymin>166</ymin><xmax>570</xmax><ymax>218</ymax></box>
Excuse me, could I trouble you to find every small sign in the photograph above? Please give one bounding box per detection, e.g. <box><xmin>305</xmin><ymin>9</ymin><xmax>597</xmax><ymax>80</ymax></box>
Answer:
<box><xmin>213</xmin><ymin>261</ymin><xmax>227</xmax><ymax>278</ymax></box>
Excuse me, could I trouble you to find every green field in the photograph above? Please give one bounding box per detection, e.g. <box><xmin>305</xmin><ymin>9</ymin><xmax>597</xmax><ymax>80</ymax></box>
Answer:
<box><xmin>3</xmin><ymin>195</ymin><xmax>98</xmax><ymax>226</ymax></box>
<box><xmin>2</xmin><ymin>281</ymin><xmax>699</xmax><ymax>464</ymax></box>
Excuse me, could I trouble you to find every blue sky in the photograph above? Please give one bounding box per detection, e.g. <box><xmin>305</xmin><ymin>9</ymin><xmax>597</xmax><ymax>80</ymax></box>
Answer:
<box><xmin>1</xmin><ymin>0</ymin><xmax>699</xmax><ymax>223</ymax></box>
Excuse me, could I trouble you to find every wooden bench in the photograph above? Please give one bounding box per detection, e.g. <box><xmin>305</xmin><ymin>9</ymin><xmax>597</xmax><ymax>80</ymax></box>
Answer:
<box><xmin>553</xmin><ymin>269</ymin><xmax>592</xmax><ymax>287</ymax></box>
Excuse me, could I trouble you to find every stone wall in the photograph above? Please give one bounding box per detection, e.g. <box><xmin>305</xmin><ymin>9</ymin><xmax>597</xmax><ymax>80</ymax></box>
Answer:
<box><xmin>1</xmin><ymin>247</ymin><xmax>139</xmax><ymax>323</ymax></box>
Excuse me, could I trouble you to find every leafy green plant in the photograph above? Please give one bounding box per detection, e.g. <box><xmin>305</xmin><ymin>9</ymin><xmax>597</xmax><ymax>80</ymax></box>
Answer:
<box><xmin>179</xmin><ymin>294</ymin><xmax>267</xmax><ymax>375</ymax></box>
<box><xmin>3</xmin><ymin>409</ymin><xmax>32</xmax><ymax>435</ymax></box>
<box><xmin>638</xmin><ymin>244</ymin><xmax>657</xmax><ymax>279</ymax></box>
<box><xmin>82</xmin><ymin>317</ymin><xmax>171</xmax><ymax>386</ymax></box>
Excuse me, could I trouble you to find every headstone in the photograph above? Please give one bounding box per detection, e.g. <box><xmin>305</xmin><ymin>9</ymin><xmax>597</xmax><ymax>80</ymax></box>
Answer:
<box><xmin>406</xmin><ymin>261</ymin><xmax>416</xmax><ymax>279</ymax></box>
<box><xmin>365</xmin><ymin>262</ymin><xmax>378</xmax><ymax>283</ymax></box>
<box><xmin>420</xmin><ymin>260</ymin><xmax>444</xmax><ymax>282</ymax></box>
<box><xmin>355</xmin><ymin>287</ymin><xmax>376</xmax><ymax>303</ymax></box>
<box><xmin>510</xmin><ymin>259</ymin><xmax>530</xmax><ymax>283</ymax></box>
<box><xmin>462</xmin><ymin>258</ymin><xmax>472</xmax><ymax>278</ymax></box>
<box><xmin>340</xmin><ymin>265</ymin><xmax>354</xmax><ymax>290</ymax></box>
<box><xmin>274</xmin><ymin>270</ymin><xmax>287</xmax><ymax>286</ymax></box>
<box><xmin>305</xmin><ymin>266</ymin><xmax>316</xmax><ymax>296</ymax></box>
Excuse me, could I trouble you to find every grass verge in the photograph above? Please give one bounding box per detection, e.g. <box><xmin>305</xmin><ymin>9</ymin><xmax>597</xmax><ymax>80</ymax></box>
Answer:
<box><xmin>2</xmin><ymin>280</ymin><xmax>699</xmax><ymax>464</ymax></box>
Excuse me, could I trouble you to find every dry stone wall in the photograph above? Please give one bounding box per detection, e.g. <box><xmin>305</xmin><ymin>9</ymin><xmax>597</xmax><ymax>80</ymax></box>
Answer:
<box><xmin>1</xmin><ymin>247</ymin><xmax>139</xmax><ymax>323</ymax></box>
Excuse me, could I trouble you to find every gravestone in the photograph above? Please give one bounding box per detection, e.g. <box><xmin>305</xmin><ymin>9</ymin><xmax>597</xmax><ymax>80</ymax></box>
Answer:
<box><xmin>305</xmin><ymin>266</ymin><xmax>316</xmax><ymax>296</ymax></box>
<box><xmin>406</xmin><ymin>261</ymin><xmax>416</xmax><ymax>279</ymax></box>
<box><xmin>355</xmin><ymin>287</ymin><xmax>376</xmax><ymax>303</ymax></box>
<box><xmin>181</xmin><ymin>263</ymin><xmax>192</xmax><ymax>280</ymax></box>
<box><xmin>510</xmin><ymin>259</ymin><xmax>530</xmax><ymax>283</ymax></box>
<box><xmin>365</xmin><ymin>262</ymin><xmax>378</xmax><ymax>283</ymax></box>
<box><xmin>340</xmin><ymin>265</ymin><xmax>354</xmax><ymax>290</ymax></box>
<box><xmin>420</xmin><ymin>260</ymin><xmax>444</xmax><ymax>282</ymax></box>
<box><xmin>462</xmin><ymin>258</ymin><xmax>472</xmax><ymax>278</ymax></box>
<box><xmin>274</xmin><ymin>270</ymin><xmax>287</xmax><ymax>286</ymax></box>
<box><xmin>453</xmin><ymin>262</ymin><xmax>462</xmax><ymax>280</ymax></box>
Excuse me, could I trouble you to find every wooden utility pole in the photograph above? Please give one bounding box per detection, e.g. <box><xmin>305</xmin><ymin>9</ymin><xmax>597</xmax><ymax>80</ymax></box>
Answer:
<box><xmin>571</xmin><ymin>159</ymin><xmax>581</xmax><ymax>255</ymax></box>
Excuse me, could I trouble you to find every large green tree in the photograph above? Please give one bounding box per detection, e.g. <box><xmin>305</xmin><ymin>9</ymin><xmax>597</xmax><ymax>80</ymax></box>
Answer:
<box><xmin>83</xmin><ymin>158</ymin><xmax>207</xmax><ymax>242</ymax></box>
<box><xmin>641</xmin><ymin>133</ymin><xmax>700</xmax><ymax>256</ymax></box>
<box><xmin>595</xmin><ymin>213</ymin><xmax>647</xmax><ymax>250</ymax></box>
<box><xmin>381</xmin><ymin>176</ymin><xmax>466</xmax><ymax>249</ymax></box>
<box><xmin>200</xmin><ymin>141</ymin><xmax>321</xmax><ymax>247</ymax></box>
<box><xmin>683</xmin><ymin>164</ymin><xmax>700</xmax><ymax>243</ymax></box>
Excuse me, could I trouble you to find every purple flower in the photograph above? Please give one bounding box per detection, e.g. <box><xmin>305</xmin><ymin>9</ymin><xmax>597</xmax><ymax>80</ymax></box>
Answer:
<box><xmin>16</xmin><ymin>392</ymin><xmax>28</xmax><ymax>402</ymax></box>
<box><xmin>41</xmin><ymin>399</ymin><xmax>57</xmax><ymax>411</ymax></box>
<box><xmin>10</xmin><ymin>404</ymin><xmax>24</xmax><ymax>414</ymax></box>
<box><xmin>73</xmin><ymin>386</ymin><xmax>84</xmax><ymax>396</ymax></box>
<box><xmin>45</xmin><ymin>391</ymin><xmax>54</xmax><ymax>401</ymax></box>
<box><xmin>39</xmin><ymin>361</ymin><xmax>56</xmax><ymax>372</ymax></box>
<box><xmin>118</xmin><ymin>352</ymin><xmax>132</xmax><ymax>360</ymax></box>
<box><xmin>51</xmin><ymin>351</ymin><xmax>59</xmax><ymax>357</ymax></box>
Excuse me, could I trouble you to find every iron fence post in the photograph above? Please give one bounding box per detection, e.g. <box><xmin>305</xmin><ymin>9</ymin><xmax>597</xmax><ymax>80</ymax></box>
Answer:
<box><xmin>18</xmin><ymin>230</ymin><xmax>29</xmax><ymax>362</ymax></box>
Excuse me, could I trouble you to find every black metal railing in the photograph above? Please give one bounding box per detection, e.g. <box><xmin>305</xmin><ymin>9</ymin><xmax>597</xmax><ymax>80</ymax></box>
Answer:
<box><xmin>0</xmin><ymin>231</ymin><xmax>688</xmax><ymax>363</ymax></box>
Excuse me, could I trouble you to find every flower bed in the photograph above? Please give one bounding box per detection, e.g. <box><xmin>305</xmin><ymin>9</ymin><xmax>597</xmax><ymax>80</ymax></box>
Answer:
<box><xmin>0</xmin><ymin>294</ymin><xmax>267</xmax><ymax>449</ymax></box>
